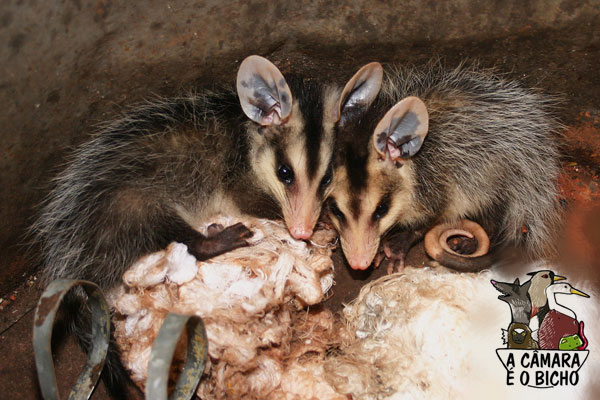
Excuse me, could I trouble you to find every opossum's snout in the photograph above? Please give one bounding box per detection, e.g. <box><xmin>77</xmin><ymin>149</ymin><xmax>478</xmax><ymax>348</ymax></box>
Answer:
<box><xmin>327</xmin><ymin>197</ymin><xmax>382</xmax><ymax>270</ymax></box>
<box><xmin>346</xmin><ymin>250</ymin><xmax>377</xmax><ymax>270</ymax></box>
<box><xmin>286</xmin><ymin>194</ymin><xmax>318</xmax><ymax>240</ymax></box>
<box><xmin>286</xmin><ymin>166</ymin><xmax>333</xmax><ymax>240</ymax></box>
<box><xmin>342</xmin><ymin>228</ymin><xmax>381</xmax><ymax>270</ymax></box>
<box><xmin>348</xmin><ymin>257</ymin><xmax>371</xmax><ymax>270</ymax></box>
<box><xmin>289</xmin><ymin>225</ymin><xmax>313</xmax><ymax>240</ymax></box>
<box><xmin>275</xmin><ymin>152</ymin><xmax>333</xmax><ymax>241</ymax></box>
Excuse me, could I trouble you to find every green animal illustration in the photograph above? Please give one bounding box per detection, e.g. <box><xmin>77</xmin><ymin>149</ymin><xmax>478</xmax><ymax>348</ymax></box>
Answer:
<box><xmin>559</xmin><ymin>334</ymin><xmax>583</xmax><ymax>350</ymax></box>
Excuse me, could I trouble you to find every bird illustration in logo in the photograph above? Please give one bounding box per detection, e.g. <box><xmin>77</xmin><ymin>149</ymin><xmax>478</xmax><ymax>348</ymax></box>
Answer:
<box><xmin>525</xmin><ymin>270</ymin><xmax>565</xmax><ymax>340</ymax></box>
<box><xmin>492</xmin><ymin>270</ymin><xmax>590</xmax><ymax>350</ymax></box>
<box><xmin>537</xmin><ymin>282</ymin><xmax>589</xmax><ymax>350</ymax></box>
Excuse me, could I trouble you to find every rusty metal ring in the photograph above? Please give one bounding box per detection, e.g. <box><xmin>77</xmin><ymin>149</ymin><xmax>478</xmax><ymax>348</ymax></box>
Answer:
<box><xmin>145</xmin><ymin>313</ymin><xmax>208</xmax><ymax>400</ymax></box>
<box><xmin>33</xmin><ymin>279</ymin><xmax>110</xmax><ymax>400</ymax></box>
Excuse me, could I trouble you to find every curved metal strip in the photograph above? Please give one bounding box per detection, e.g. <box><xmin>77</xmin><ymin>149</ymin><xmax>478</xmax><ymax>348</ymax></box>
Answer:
<box><xmin>145</xmin><ymin>313</ymin><xmax>208</xmax><ymax>400</ymax></box>
<box><xmin>33</xmin><ymin>279</ymin><xmax>110</xmax><ymax>400</ymax></box>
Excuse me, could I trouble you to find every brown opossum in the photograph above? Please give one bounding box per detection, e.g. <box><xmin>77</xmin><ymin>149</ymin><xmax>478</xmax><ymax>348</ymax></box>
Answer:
<box><xmin>328</xmin><ymin>61</ymin><xmax>562</xmax><ymax>273</ymax></box>
<box><xmin>31</xmin><ymin>56</ymin><xmax>381</xmax><ymax>397</ymax></box>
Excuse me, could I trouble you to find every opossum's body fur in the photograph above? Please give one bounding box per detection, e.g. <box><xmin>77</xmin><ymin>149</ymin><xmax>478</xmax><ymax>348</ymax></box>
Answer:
<box><xmin>35</xmin><ymin>91</ymin><xmax>245</xmax><ymax>289</ymax></box>
<box><xmin>384</xmin><ymin>62</ymin><xmax>561</xmax><ymax>253</ymax></box>
<box><xmin>331</xmin><ymin>61</ymin><xmax>563</xmax><ymax>270</ymax></box>
<box><xmin>33</xmin><ymin>78</ymin><xmax>336</xmax><ymax>291</ymax></box>
<box><xmin>31</xmin><ymin>54</ymin><xmax>354</xmax><ymax>398</ymax></box>
<box><xmin>32</xmin><ymin>91</ymin><xmax>268</xmax><ymax>397</ymax></box>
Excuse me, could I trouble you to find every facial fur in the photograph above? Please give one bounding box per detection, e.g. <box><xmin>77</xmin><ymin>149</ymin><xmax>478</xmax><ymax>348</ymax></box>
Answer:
<box><xmin>327</xmin><ymin>100</ymin><xmax>423</xmax><ymax>270</ymax></box>
<box><xmin>247</xmin><ymin>80</ymin><xmax>337</xmax><ymax>239</ymax></box>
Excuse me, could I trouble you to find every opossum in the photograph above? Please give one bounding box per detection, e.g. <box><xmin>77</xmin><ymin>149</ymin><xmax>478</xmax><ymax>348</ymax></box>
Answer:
<box><xmin>328</xmin><ymin>61</ymin><xmax>562</xmax><ymax>273</ymax></box>
<box><xmin>31</xmin><ymin>56</ymin><xmax>380</xmax><ymax>397</ymax></box>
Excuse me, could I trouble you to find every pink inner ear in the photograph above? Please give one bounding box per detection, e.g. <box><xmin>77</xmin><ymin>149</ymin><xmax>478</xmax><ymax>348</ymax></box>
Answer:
<box><xmin>263</xmin><ymin>110</ymin><xmax>282</xmax><ymax>125</ymax></box>
<box><xmin>260</xmin><ymin>105</ymin><xmax>284</xmax><ymax>125</ymax></box>
<box><xmin>387</xmin><ymin>141</ymin><xmax>401</xmax><ymax>161</ymax></box>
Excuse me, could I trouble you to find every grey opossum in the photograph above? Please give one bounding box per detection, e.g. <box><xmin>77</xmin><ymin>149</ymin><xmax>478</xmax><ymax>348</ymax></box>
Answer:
<box><xmin>31</xmin><ymin>56</ymin><xmax>381</xmax><ymax>397</ymax></box>
<box><xmin>328</xmin><ymin>61</ymin><xmax>562</xmax><ymax>272</ymax></box>
<box><xmin>33</xmin><ymin>56</ymin><xmax>383</xmax><ymax>290</ymax></box>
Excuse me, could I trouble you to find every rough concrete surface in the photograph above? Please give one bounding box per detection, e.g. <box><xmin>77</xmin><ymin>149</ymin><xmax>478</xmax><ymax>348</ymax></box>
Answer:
<box><xmin>1</xmin><ymin>0</ymin><xmax>599</xmax><ymax>399</ymax></box>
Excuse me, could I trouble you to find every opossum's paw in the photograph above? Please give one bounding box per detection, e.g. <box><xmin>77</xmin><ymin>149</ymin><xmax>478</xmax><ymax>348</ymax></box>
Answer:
<box><xmin>372</xmin><ymin>246</ymin><xmax>387</xmax><ymax>270</ymax></box>
<box><xmin>379</xmin><ymin>230</ymin><xmax>424</xmax><ymax>274</ymax></box>
<box><xmin>206</xmin><ymin>223</ymin><xmax>225</xmax><ymax>235</ymax></box>
<box><xmin>189</xmin><ymin>222</ymin><xmax>254</xmax><ymax>261</ymax></box>
<box><xmin>383</xmin><ymin>245</ymin><xmax>407</xmax><ymax>275</ymax></box>
<box><xmin>372</xmin><ymin>242</ymin><xmax>407</xmax><ymax>274</ymax></box>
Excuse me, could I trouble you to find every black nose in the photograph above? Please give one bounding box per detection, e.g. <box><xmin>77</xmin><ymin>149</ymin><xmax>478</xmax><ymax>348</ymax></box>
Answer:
<box><xmin>514</xmin><ymin>336</ymin><xmax>524</xmax><ymax>344</ymax></box>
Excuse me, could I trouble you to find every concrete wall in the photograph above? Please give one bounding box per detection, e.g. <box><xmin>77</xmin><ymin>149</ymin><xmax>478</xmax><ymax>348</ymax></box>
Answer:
<box><xmin>1</xmin><ymin>0</ymin><xmax>599</xmax><ymax>293</ymax></box>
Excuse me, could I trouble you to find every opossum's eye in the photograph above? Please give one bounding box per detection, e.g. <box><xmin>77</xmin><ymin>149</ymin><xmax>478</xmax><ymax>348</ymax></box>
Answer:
<box><xmin>372</xmin><ymin>201</ymin><xmax>389</xmax><ymax>221</ymax></box>
<box><xmin>277</xmin><ymin>164</ymin><xmax>295</xmax><ymax>185</ymax></box>
<box><xmin>320</xmin><ymin>166</ymin><xmax>333</xmax><ymax>189</ymax></box>
<box><xmin>328</xmin><ymin>200</ymin><xmax>345</xmax><ymax>221</ymax></box>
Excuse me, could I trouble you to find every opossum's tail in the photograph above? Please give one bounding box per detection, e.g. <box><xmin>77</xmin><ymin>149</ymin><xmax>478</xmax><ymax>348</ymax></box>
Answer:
<box><xmin>424</xmin><ymin>219</ymin><xmax>494</xmax><ymax>272</ymax></box>
<box><xmin>63</xmin><ymin>291</ymin><xmax>139</xmax><ymax>399</ymax></box>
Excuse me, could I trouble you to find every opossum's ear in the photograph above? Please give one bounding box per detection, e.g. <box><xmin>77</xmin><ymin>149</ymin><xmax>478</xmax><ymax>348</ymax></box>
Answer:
<box><xmin>335</xmin><ymin>62</ymin><xmax>383</xmax><ymax>124</ymax></box>
<box><xmin>237</xmin><ymin>55</ymin><xmax>293</xmax><ymax>126</ymax></box>
<box><xmin>372</xmin><ymin>96</ymin><xmax>429</xmax><ymax>162</ymax></box>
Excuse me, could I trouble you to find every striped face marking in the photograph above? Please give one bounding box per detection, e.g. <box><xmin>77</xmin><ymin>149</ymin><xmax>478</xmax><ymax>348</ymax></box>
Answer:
<box><xmin>328</xmin><ymin>156</ymin><xmax>405</xmax><ymax>269</ymax></box>
<box><xmin>327</xmin><ymin>95</ymin><xmax>429</xmax><ymax>270</ymax></box>
<box><xmin>238</xmin><ymin>58</ymin><xmax>386</xmax><ymax>242</ymax></box>
<box><xmin>237</xmin><ymin>56</ymin><xmax>338</xmax><ymax>240</ymax></box>
<box><xmin>328</xmin><ymin>135</ymin><xmax>420</xmax><ymax>270</ymax></box>
<box><xmin>248</xmin><ymin>82</ymin><xmax>337</xmax><ymax>240</ymax></box>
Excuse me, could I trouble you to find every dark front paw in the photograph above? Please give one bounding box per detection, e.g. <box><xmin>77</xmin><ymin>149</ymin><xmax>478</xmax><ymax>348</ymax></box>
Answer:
<box><xmin>379</xmin><ymin>229</ymin><xmax>425</xmax><ymax>274</ymax></box>
<box><xmin>371</xmin><ymin>235</ymin><xmax>409</xmax><ymax>274</ymax></box>
<box><xmin>189</xmin><ymin>222</ymin><xmax>253</xmax><ymax>261</ymax></box>
<box><xmin>382</xmin><ymin>241</ymin><xmax>407</xmax><ymax>274</ymax></box>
